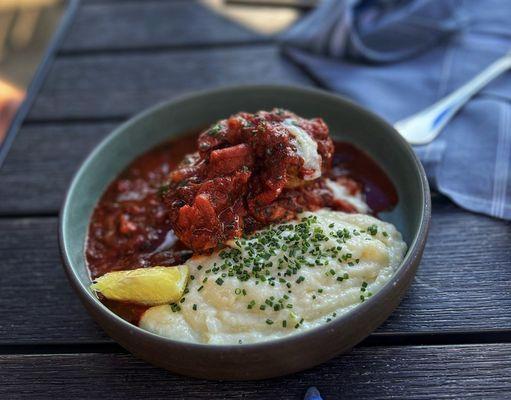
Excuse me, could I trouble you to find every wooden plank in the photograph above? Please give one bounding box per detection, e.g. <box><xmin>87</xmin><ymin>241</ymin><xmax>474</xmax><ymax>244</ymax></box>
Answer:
<box><xmin>382</xmin><ymin>197</ymin><xmax>511</xmax><ymax>333</ymax></box>
<box><xmin>61</xmin><ymin>1</ymin><xmax>264</xmax><ymax>53</ymax></box>
<box><xmin>0</xmin><ymin>123</ymin><xmax>117</xmax><ymax>215</ymax></box>
<box><xmin>27</xmin><ymin>45</ymin><xmax>311</xmax><ymax>121</ymax></box>
<box><xmin>0</xmin><ymin>200</ymin><xmax>509</xmax><ymax>344</ymax></box>
<box><xmin>1</xmin><ymin>344</ymin><xmax>510</xmax><ymax>398</ymax></box>
<box><xmin>0</xmin><ymin>217</ymin><xmax>110</xmax><ymax>344</ymax></box>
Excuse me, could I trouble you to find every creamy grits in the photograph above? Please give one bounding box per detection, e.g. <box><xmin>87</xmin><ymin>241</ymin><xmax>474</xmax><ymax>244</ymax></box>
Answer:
<box><xmin>140</xmin><ymin>210</ymin><xmax>407</xmax><ymax>344</ymax></box>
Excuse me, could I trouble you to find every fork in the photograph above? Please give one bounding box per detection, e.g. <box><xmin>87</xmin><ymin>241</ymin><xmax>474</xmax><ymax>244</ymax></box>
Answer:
<box><xmin>394</xmin><ymin>52</ymin><xmax>511</xmax><ymax>145</ymax></box>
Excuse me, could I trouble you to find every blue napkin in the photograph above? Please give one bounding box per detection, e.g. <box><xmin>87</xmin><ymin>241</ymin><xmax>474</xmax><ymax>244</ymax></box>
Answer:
<box><xmin>281</xmin><ymin>0</ymin><xmax>511</xmax><ymax>220</ymax></box>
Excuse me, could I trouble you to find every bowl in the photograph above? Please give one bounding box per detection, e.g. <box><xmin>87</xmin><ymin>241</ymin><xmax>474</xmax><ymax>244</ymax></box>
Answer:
<box><xmin>60</xmin><ymin>85</ymin><xmax>430</xmax><ymax>380</ymax></box>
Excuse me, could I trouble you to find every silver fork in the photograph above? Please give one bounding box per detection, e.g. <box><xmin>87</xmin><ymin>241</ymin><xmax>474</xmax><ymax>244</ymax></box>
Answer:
<box><xmin>394</xmin><ymin>52</ymin><xmax>511</xmax><ymax>145</ymax></box>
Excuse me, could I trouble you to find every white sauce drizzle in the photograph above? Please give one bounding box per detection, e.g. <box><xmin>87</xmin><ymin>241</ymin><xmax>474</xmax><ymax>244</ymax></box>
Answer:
<box><xmin>325</xmin><ymin>179</ymin><xmax>370</xmax><ymax>213</ymax></box>
<box><xmin>151</xmin><ymin>230</ymin><xmax>178</xmax><ymax>254</ymax></box>
<box><xmin>283</xmin><ymin>119</ymin><xmax>322</xmax><ymax>181</ymax></box>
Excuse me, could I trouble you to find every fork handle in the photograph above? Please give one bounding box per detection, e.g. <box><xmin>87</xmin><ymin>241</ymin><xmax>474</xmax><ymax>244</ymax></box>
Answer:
<box><xmin>394</xmin><ymin>53</ymin><xmax>511</xmax><ymax>145</ymax></box>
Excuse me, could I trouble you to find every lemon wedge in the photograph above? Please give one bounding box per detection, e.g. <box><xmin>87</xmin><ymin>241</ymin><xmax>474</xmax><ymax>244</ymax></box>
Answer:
<box><xmin>90</xmin><ymin>265</ymin><xmax>189</xmax><ymax>306</ymax></box>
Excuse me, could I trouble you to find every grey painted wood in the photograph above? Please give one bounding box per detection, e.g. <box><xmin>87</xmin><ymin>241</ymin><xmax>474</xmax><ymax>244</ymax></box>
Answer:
<box><xmin>27</xmin><ymin>45</ymin><xmax>311</xmax><ymax>121</ymax></box>
<box><xmin>0</xmin><ymin>123</ymin><xmax>117</xmax><ymax>215</ymax></box>
<box><xmin>1</xmin><ymin>344</ymin><xmax>510</xmax><ymax>399</ymax></box>
<box><xmin>61</xmin><ymin>1</ymin><xmax>264</xmax><ymax>53</ymax></box>
<box><xmin>381</xmin><ymin>198</ymin><xmax>511</xmax><ymax>333</ymax></box>
<box><xmin>0</xmin><ymin>199</ymin><xmax>509</xmax><ymax>344</ymax></box>
<box><xmin>0</xmin><ymin>217</ymin><xmax>110</xmax><ymax>344</ymax></box>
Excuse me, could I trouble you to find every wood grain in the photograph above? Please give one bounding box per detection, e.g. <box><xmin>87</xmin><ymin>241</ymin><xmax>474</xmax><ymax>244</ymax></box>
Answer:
<box><xmin>0</xmin><ymin>200</ymin><xmax>509</xmax><ymax>345</ymax></box>
<box><xmin>381</xmin><ymin>197</ymin><xmax>511</xmax><ymax>333</ymax></box>
<box><xmin>27</xmin><ymin>45</ymin><xmax>311</xmax><ymax>121</ymax></box>
<box><xmin>0</xmin><ymin>217</ymin><xmax>110</xmax><ymax>344</ymax></box>
<box><xmin>0</xmin><ymin>123</ymin><xmax>117</xmax><ymax>215</ymax></box>
<box><xmin>61</xmin><ymin>1</ymin><xmax>264</xmax><ymax>53</ymax></box>
<box><xmin>1</xmin><ymin>344</ymin><xmax>510</xmax><ymax>399</ymax></box>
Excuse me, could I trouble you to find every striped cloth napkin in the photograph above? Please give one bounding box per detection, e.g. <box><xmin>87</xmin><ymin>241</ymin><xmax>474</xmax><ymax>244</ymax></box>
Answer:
<box><xmin>281</xmin><ymin>0</ymin><xmax>511</xmax><ymax>220</ymax></box>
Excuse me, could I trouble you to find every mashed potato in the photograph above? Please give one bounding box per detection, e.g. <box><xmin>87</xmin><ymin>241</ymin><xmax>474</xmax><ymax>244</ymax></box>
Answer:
<box><xmin>140</xmin><ymin>210</ymin><xmax>407</xmax><ymax>344</ymax></box>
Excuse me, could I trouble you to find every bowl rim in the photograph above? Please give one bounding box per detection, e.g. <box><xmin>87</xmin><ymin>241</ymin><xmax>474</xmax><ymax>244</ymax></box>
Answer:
<box><xmin>59</xmin><ymin>83</ymin><xmax>431</xmax><ymax>352</ymax></box>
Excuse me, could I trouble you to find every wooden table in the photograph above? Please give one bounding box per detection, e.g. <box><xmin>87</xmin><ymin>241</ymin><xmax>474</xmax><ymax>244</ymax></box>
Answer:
<box><xmin>1</xmin><ymin>1</ymin><xmax>510</xmax><ymax>398</ymax></box>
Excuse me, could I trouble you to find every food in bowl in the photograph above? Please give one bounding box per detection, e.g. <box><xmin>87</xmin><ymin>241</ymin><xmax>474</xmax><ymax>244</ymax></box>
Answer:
<box><xmin>140</xmin><ymin>210</ymin><xmax>405</xmax><ymax>344</ymax></box>
<box><xmin>87</xmin><ymin>109</ymin><xmax>406</xmax><ymax>344</ymax></box>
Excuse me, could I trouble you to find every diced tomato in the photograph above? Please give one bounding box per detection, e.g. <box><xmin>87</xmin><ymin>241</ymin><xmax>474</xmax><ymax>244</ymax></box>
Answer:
<box><xmin>208</xmin><ymin>144</ymin><xmax>253</xmax><ymax>176</ymax></box>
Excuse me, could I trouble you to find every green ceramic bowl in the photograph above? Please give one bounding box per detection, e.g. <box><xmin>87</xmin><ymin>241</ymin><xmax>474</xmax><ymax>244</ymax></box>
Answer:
<box><xmin>60</xmin><ymin>85</ymin><xmax>430</xmax><ymax>380</ymax></box>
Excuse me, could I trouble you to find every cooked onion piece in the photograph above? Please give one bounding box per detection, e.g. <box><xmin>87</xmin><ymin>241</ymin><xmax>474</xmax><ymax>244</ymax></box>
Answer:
<box><xmin>284</xmin><ymin>118</ymin><xmax>322</xmax><ymax>182</ymax></box>
<box><xmin>325</xmin><ymin>178</ymin><xmax>369</xmax><ymax>213</ymax></box>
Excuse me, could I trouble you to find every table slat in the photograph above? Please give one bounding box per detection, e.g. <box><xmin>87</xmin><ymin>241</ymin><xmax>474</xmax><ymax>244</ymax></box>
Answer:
<box><xmin>28</xmin><ymin>46</ymin><xmax>311</xmax><ymax>121</ymax></box>
<box><xmin>0</xmin><ymin>123</ymin><xmax>116</xmax><ymax>215</ymax></box>
<box><xmin>61</xmin><ymin>1</ymin><xmax>264</xmax><ymax>53</ymax></box>
<box><xmin>1</xmin><ymin>344</ymin><xmax>510</xmax><ymax>399</ymax></box>
<box><xmin>0</xmin><ymin>217</ymin><xmax>110</xmax><ymax>344</ymax></box>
